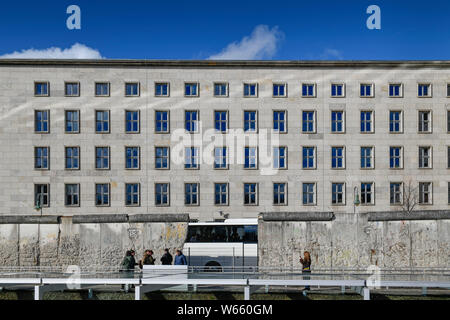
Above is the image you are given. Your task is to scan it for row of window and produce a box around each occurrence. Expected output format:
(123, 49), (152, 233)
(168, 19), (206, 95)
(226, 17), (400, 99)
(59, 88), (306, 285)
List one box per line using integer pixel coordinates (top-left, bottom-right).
(34, 146), (450, 170)
(34, 81), (450, 98)
(34, 109), (450, 134)
(34, 181), (450, 208)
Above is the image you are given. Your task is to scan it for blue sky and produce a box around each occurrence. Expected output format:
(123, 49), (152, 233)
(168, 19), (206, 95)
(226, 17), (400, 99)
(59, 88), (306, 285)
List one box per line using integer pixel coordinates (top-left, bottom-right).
(0, 0), (448, 60)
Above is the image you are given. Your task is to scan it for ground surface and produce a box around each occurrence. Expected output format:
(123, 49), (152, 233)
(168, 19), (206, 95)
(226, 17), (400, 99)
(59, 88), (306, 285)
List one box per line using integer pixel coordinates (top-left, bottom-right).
(0, 286), (448, 300)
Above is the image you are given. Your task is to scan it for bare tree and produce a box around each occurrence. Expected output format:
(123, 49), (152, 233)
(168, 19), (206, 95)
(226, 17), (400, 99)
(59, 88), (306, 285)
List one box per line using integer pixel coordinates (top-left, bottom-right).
(402, 179), (418, 214)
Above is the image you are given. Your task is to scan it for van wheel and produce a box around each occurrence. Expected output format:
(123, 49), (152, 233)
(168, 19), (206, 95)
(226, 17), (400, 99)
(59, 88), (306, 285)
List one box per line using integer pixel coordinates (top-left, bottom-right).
(204, 261), (222, 272)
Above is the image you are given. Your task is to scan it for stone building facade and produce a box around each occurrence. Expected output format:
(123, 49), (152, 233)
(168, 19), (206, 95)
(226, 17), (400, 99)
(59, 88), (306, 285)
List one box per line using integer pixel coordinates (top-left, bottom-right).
(0, 60), (449, 268)
(0, 60), (449, 222)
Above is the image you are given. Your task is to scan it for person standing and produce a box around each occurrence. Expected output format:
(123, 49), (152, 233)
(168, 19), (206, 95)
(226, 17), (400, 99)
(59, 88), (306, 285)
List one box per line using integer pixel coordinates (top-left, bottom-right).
(120, 250), (137, 291)
(139, 249), (155, 269)
(174, 249), (187, 265)
(120, 250), (137, 272)
(300, 251), (312, 293)
(160, 248), (173, 265)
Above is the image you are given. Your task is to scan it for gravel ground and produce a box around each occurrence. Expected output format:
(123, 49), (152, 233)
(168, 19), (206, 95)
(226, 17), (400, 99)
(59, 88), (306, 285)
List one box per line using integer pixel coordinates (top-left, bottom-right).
(0, 286), (448, 300)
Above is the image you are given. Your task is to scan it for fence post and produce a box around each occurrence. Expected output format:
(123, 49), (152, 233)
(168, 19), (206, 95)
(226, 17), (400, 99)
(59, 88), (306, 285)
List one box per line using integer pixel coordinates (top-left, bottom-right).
(232, 247), (235, 272)
(242, 242), (245, 270)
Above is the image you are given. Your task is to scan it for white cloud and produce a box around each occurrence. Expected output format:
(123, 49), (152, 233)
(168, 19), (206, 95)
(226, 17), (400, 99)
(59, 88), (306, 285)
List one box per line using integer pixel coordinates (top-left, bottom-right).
(319, 48), (343, 60)
(0, 43), (104, 59)
(208, 25), (284, 60)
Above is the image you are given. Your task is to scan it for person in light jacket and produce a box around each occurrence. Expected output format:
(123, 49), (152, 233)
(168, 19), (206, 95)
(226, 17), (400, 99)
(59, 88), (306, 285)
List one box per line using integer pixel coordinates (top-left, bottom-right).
(174, 249), (187, 265)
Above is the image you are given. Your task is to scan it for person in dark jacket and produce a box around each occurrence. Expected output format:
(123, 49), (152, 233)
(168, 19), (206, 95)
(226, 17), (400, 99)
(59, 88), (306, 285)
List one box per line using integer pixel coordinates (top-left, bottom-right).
(120, 250), (137, 271)
(160, 248), (173, 265)
(300, 251), (311, 293)
(139, 249), (155, 269)
(174, 249), (187, 265)
(120, 250), (137, 290)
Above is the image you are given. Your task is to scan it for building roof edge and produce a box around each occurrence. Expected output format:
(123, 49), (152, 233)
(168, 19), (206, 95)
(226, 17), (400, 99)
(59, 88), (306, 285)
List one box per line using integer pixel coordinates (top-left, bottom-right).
(0, 59), (449, 68)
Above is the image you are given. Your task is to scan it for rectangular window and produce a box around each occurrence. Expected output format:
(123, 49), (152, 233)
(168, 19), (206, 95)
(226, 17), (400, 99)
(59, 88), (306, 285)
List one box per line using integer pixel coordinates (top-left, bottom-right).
(331, 111), (344, 133)
(274, 146), (287, 169)
(273, 110), (286, 133)
(302, 84), (316, 97)
(34, 147), (49, 170)
(185, 147), (199, 169)
(390, 147), (402, 169)
(185, 110), (199, 133)
(65, 82), (79, 97)
(273, 183), (287, 205)
(214, 111), (228, 132)
(331, 147), (345, 169)
(95, 183), (110, 206)
(125, 146), (140, 169)
(35, 110), (49, 133)
(95, 110), (110, 133)
(360, 111), (373, 133)
(302, 183), (316, 205)
(155, 111), (170, 133)
(65, 184), (80, 206)
(419, 182), (432, 204)
(360, 83), (373, 97)
(65, 110), (80, 133)
(389, 111), (402, 133)
(95, 82), (110, 96)
(155, 83), (169, 97)
(331, 83), (345, 97)
(302, 111), (316, 133)
(390, 182), (403, 205)
(389, 84), (402, 97)
(332, 183), (345, 205)
(125, 110), (140, 133)
(244, 111), (257, 132)
(302, 147), (315, 169)
(361, 147), (374, 169)
(35, 184), (49, 207)
(155, 147), (169, 169)
(95, 147), (110, 170)
(273, 83), (286, 97)
(448, 146), (450, 168)
(34, 82), (49, 96)
(214, 183), (228, 205)
(447, 84), (450, 97)
(419, 146), (432, 168)
(448, 110), (450, 132)
(126, 183), (140, 206)
(155, 183), (170, 206)
(244, 147), (258, 169)
(244, 83), (257, 97)
(185, 83), (199, 97)
(418, 83), (432, 97)
(361, 182), (374, 205)
(214, 83), (228, 97)
(244, 183), (258, 205)
(418, 111), (432, 133)
(65, 147), (80, 170)
(125, 82), (139, 97)
(185, 183), (199, 206)
(214, 147), (227, 169)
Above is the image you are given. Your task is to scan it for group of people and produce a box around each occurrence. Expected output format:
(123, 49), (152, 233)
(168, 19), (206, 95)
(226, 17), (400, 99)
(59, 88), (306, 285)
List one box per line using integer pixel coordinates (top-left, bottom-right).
(120, 248), (312, 294)
(120, 248), (187, 271)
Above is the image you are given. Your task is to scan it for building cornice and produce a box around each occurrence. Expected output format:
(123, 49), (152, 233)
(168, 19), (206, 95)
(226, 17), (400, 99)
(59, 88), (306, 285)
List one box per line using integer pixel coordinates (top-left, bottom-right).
(0, 59), (450, 69)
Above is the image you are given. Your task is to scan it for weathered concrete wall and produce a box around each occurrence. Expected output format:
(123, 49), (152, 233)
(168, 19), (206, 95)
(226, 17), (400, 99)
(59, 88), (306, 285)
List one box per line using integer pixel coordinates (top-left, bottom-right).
(258, 212), (450, 269)
(0, 217), (188, 267)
